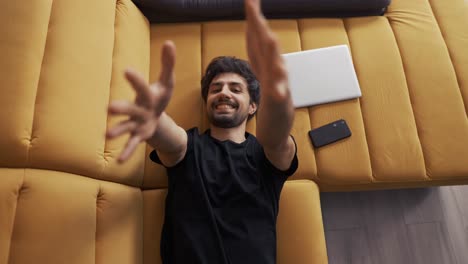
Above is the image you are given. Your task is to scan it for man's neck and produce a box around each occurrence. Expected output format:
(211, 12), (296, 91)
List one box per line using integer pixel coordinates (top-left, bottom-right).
(209, 123), (247, 143)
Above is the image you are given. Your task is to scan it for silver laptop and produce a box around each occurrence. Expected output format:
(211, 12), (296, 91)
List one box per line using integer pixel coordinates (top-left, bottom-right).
(282, 45), (362, 108)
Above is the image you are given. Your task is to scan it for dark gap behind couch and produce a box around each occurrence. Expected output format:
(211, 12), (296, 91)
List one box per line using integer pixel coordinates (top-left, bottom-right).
(133, 0), (392, 24)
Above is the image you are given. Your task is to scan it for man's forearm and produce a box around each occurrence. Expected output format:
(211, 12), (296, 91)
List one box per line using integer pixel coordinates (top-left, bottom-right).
(256, 91), (295, 150)
(147, 112), (187, 157)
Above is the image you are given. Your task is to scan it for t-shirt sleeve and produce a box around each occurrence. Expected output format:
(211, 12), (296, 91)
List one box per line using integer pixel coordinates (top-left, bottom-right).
(149, 149), (163, 164)
(148, 127), (197, 168)
(261, 135), (299, 178)
(253, 135), (298, 212)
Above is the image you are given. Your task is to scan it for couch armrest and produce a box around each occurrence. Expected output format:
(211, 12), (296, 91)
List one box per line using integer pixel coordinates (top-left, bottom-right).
(277, 180), (328, 264)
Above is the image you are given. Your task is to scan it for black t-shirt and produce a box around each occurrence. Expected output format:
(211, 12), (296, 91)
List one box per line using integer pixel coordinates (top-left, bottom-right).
(150, 127), (298, 264)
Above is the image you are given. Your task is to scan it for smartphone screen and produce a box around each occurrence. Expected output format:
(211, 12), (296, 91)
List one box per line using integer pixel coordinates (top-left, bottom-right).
(308, 119), (351, 148)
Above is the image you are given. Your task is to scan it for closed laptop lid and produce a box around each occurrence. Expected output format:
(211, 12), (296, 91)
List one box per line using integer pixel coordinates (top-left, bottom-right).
(282, 45), (362, 108)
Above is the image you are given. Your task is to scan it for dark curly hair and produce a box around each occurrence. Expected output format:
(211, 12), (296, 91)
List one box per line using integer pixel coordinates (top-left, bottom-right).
(201, 56), (260, 120)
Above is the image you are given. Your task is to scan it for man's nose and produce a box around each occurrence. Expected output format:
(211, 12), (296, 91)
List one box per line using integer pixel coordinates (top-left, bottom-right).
(219, 85), (232, 98)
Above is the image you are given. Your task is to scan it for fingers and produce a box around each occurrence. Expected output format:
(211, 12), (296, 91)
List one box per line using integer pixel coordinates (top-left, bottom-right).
(245, 0), (263, 73)
(159, 41), (176, 90)
(245, 0), (282, 76)
(125, 68), (152, 103)
(246, 0), (270, 53)
(106, 120), (137, 139)
(246, 20), (260, 74)
(108, 100), (147, 117)
(246, 0), (267, 39)
(152, 85), (171, 117)
(118, 135), (141, 163)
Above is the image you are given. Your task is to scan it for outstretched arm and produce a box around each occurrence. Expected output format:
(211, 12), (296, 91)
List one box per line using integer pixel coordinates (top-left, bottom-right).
(245, 0), (296, 171)
(106, 41), (187, 166)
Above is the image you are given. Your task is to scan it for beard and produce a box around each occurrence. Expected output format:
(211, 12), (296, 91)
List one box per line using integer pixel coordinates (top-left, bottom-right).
(207, 99), (249, 128)
(208, 111), (249, 128)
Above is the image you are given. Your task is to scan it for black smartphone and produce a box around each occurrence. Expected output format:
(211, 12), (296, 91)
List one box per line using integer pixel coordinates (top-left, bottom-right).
(308, 119), (351, 148)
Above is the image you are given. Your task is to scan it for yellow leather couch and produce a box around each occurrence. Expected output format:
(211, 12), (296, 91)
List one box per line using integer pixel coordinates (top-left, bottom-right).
(1, 0), (467, 263)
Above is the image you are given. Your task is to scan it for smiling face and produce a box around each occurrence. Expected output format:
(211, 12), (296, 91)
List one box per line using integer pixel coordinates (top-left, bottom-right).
(206, 72), (257, 129)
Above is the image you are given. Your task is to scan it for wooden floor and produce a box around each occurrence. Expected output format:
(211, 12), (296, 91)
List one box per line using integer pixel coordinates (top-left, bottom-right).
(320, 185), (468, 264)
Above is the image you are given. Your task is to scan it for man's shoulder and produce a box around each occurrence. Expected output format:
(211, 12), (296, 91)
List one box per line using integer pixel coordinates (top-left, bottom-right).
(245, 132), (262, 149)
(186, 127), (199, 134)
(187, 127), (212, 139)
(186, 127), (215, 149)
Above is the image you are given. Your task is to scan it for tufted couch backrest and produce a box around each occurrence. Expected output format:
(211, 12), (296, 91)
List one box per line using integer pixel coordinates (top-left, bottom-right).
(143, 0), (468, 191)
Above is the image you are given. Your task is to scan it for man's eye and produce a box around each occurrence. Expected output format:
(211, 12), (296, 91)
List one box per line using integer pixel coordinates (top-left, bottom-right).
(210, 87), (221, 93)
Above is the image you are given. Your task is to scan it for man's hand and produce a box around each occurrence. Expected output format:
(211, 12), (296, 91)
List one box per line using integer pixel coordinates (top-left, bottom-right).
(245, 0), (296, 171)
(245, 0), (290, 101)
(106, 41), (176, 163)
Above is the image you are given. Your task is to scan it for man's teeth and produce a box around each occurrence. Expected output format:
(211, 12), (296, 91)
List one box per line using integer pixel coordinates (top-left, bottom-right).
(216, 104), (234, 109)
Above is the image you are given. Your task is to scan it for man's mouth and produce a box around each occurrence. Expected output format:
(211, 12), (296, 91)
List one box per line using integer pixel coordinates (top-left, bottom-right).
(215, 103), (235, 110)
(213, 101), (238, 111)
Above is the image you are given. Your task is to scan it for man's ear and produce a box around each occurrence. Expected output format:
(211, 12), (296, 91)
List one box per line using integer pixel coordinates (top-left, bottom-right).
(249, 102), (258, 115)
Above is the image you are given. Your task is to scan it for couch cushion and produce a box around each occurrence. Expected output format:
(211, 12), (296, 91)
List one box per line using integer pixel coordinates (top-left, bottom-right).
(134, 0), (391, 23)
(0, 168), (143, 264)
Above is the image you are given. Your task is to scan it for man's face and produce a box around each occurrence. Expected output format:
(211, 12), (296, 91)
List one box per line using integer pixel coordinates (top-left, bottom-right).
(206, 73), (257, 129)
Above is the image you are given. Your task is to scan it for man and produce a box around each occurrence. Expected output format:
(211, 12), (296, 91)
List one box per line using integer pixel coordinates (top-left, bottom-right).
(106, 0), (296, 263)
